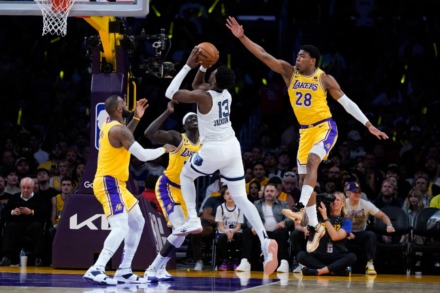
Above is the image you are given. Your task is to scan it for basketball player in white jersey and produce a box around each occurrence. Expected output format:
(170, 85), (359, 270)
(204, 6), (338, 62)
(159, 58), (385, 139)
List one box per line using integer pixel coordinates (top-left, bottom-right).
(164, 46), (279, 275)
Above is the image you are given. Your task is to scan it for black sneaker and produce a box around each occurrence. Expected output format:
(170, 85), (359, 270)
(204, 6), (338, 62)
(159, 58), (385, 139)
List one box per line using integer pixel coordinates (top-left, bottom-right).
(301, 266), (318, 276)
(333, 267), (351, 276)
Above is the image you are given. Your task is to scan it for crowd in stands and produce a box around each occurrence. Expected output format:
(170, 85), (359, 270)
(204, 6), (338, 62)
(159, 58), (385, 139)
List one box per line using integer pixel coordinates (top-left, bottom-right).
(0, 0), (439, 274)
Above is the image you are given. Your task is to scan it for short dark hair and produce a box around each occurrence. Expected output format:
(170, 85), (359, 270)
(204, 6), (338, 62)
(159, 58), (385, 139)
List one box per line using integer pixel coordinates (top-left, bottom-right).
(105, 95), (120, 114)
(300, 45), (321, 62)
(215, 66), (235, 90)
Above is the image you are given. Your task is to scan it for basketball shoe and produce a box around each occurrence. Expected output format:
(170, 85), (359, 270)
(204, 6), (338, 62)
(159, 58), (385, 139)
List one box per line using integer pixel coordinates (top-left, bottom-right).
(282, 202), (305, 223)
(83, 267), (117, 286)
(261, 238), (278, 275)
(172, 217), (203, 236)
(306, 223), (325, 253)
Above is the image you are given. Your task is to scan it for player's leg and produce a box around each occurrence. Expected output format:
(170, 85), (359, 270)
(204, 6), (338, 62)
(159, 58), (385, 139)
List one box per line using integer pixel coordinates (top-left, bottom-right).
(283, 121), (338, 252)
(84, 177), (129, 285)
(220, 138), (278, 275)
(175, 149), (218, 235)
(114, 203), (147, 284)
(146, 180), (186, 281)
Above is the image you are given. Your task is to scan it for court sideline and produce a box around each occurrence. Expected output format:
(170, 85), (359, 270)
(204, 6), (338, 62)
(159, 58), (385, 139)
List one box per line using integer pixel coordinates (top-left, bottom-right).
(1, 266), (439, 293)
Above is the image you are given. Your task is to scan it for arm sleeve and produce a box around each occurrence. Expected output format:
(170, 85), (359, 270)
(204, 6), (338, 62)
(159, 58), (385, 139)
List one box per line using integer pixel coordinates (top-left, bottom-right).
(337, 94), (369, 126)
(128, 141), (165, 162)
(165, 64), (191, 99)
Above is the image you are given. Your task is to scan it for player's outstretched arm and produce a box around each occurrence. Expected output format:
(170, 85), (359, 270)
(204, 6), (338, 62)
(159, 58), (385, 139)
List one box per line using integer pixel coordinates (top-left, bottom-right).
(325, 74), (389, 140)
(144, 101), (181, 145)
(226, 16), (293, 81)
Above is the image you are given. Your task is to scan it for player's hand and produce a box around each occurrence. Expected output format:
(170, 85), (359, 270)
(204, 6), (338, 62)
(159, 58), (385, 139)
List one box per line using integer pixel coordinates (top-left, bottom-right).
(134, 98), (149, 119)
(367, 124), (389, 140)
(167, 101), (176, 113)
(163, 144), (177, 153)
(226, 16), (244, 38)
(186, 47), (202, 68)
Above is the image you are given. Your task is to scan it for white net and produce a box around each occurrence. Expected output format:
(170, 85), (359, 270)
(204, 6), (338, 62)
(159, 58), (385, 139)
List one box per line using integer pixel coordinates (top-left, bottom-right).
(35, 0), (75, 37)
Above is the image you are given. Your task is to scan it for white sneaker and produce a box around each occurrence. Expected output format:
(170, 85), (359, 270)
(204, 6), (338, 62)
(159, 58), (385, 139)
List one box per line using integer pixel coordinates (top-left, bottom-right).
(194, 260), (204, 271)
(144, 267), (159, 283)
(261, 239), (278, 275)
(114, 268), (148, 284)
(235, 271), (250, 286)
(276, 259), (289, 273)
(172, 218), (203, 236)
(157, 268), (175, 281)
(366, 260), (377, 275)
(292, 263), (304, 273)
(84, 267), (117, 286)
(235, 258), (251, 272)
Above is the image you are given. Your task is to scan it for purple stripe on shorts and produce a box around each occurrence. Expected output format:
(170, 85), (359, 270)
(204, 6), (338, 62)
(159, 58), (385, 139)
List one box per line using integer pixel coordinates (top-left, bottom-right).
(322, 119), (338, 153)
(104, 176), (124, 215)
(157, 175), (177, 216)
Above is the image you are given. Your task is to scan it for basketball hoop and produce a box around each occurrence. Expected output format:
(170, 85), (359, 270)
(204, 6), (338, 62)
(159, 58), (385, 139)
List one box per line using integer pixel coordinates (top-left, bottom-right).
(35, 0), (76, 36)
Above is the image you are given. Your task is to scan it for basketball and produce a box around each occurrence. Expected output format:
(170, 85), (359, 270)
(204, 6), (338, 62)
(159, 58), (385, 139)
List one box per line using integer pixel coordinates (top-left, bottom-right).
(197, 42), (219, 67)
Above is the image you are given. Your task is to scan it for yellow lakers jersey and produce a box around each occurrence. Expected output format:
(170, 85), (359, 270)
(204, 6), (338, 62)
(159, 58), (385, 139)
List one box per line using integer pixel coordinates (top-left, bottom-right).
(55, 193), (65, 224)
(95, 120), (131, 181)
(288, 68), (332, 125)
(164, 133), (201, 184)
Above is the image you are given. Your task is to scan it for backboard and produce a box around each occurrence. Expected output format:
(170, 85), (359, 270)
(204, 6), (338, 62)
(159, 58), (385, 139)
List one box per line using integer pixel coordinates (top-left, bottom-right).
(0, 0), (149, 17)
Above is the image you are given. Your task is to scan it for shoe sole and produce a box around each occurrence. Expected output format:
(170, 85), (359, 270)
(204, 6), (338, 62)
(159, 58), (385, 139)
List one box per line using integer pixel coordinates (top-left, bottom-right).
(263, 240), (278, 275)
(281, 209), (303, 223)
(172, 226), (203, 236)
(306, 226), (325, 253)
(83, 276), (117, 286)
(114, 278), (148, 284)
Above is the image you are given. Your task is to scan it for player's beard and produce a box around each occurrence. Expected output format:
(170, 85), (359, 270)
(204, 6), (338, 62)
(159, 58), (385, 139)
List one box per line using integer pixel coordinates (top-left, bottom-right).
(122, 109), (131, 118)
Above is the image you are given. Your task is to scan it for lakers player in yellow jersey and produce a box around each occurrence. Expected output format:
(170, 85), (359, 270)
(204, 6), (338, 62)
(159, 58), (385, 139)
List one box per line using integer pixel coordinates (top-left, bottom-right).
(83, 95), (175, 286)
(226, 16), (388, 253)
(144, 101), (200, 281)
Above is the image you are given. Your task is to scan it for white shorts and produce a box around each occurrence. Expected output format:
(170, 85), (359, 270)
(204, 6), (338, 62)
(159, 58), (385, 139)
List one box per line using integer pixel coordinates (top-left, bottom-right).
(183, 137), (245, 182)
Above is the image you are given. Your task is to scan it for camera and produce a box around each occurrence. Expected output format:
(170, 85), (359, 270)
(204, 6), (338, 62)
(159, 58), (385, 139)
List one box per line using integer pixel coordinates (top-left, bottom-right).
(136, 28), (176, 79)
(316, 193), (336, 221)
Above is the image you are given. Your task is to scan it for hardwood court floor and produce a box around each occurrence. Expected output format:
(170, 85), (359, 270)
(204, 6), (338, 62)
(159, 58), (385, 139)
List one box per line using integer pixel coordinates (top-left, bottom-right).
(0, 266), (439, 293)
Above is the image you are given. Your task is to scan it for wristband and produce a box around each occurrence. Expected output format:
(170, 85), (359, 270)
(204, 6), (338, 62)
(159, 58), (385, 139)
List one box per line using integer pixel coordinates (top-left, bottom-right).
(199, 66), (207, 73)
(132, 117), (140, 121)
(324, 218), (330, 222)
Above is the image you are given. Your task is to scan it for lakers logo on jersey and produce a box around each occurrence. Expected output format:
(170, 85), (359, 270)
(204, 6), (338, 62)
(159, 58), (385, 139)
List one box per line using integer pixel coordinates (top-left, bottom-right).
(167, 203), (173, 212)
(325, 143), (331, 150)
(115, 203), (123, 212)
(181, 148), (195, 158)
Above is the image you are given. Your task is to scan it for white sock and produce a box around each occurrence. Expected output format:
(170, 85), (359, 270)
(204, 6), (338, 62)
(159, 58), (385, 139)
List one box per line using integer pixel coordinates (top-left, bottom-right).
(299, 185), (314, 205)
(306, 205), (318, 227)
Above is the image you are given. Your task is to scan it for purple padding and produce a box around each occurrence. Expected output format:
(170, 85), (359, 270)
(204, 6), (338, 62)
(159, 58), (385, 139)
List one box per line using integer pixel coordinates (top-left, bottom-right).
(52, 194), (175, 270)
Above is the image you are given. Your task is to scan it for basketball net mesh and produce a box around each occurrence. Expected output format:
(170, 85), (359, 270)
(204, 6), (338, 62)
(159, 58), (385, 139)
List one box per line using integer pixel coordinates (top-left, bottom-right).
(35, 0), (75, 37)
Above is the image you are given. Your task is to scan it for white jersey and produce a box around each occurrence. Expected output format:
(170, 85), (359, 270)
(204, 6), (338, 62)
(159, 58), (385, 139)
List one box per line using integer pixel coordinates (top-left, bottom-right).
(215, 203), (244, 232)
(197, 89), (235, 142)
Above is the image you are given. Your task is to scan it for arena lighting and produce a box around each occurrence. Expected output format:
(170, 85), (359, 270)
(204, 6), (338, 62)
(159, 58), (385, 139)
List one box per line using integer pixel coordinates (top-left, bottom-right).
(236, 15), (276, 21)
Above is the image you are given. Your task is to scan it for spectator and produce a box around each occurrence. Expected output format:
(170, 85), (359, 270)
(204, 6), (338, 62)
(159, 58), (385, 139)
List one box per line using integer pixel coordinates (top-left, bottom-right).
(49, 160), (70, 191)
(430, 184), (440, 208)
(412, 174), (432, 207)
(191, 192), (224, 271)
(245, 162), (268, 194)
(277, 171), (300, 210)
(247, 180), (261, 203)
(215, 186), (243, 271)
(345, 181), (395, 275)
(4, 169), (20, 195)
(236, 183), (292, 273)
(299, 191), (356, 276)
(0, 177), (46, 266)
(373, 179), (403, 209)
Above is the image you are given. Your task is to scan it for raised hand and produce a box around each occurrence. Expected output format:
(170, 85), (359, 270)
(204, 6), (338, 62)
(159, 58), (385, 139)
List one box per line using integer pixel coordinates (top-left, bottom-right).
(134, 98), (149, 119)
(226, 16), (244, 38)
